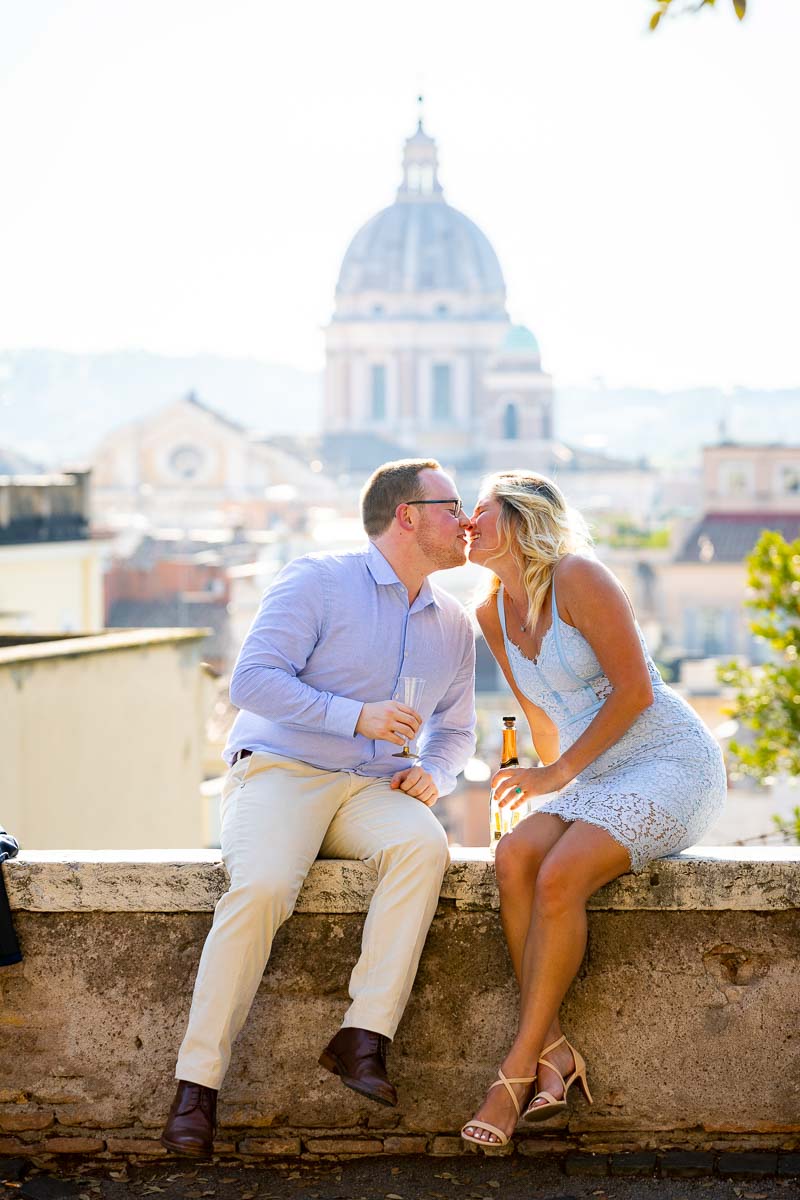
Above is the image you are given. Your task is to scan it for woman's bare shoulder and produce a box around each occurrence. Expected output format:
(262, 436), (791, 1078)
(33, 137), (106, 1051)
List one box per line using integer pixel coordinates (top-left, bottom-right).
(475, 592), (499, 631)
(555, 553), (618, 593)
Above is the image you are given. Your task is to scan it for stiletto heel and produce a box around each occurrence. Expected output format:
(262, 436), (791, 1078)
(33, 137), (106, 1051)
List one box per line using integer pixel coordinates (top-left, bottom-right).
(461, 1067), (536, 1148)
(523, 1035), (593, 1122)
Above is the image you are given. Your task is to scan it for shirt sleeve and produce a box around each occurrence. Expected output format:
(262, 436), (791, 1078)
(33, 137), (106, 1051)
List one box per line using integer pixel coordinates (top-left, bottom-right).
(229, 556), (363, 738)
(417, 617), (477, 797)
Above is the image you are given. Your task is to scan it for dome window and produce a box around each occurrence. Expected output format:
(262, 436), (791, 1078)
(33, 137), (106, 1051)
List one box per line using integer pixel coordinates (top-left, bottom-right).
(503, 402), (519, 441)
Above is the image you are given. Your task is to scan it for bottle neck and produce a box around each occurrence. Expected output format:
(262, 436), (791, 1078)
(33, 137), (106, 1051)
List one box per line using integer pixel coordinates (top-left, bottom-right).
(500, 727), (519, 768)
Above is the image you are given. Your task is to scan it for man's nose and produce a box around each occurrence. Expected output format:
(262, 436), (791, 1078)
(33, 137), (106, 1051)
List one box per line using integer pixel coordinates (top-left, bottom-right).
(459, 510), (472, 528)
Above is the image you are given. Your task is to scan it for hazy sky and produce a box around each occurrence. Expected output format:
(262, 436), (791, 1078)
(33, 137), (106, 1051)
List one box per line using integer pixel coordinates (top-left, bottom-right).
(1, 0), (798, 389)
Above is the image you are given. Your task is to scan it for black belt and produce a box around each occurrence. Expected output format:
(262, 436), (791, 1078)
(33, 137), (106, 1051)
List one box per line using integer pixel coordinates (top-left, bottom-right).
(232, 748), (253, 764)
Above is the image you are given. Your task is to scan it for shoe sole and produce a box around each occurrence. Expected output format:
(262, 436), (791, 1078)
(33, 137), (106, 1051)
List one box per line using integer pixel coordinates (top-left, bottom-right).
(523, 1100), (568, 1123)
(318, 1052), (397, 1108)
(159, 1135), (213, 1157)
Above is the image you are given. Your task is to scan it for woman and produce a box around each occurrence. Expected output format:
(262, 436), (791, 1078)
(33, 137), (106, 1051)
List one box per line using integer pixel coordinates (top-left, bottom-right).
(460, 471), (725, 1148)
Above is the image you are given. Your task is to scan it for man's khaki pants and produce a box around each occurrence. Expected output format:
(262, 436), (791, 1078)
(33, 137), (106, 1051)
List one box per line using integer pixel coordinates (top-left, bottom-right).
(176, 751), (450, 1090)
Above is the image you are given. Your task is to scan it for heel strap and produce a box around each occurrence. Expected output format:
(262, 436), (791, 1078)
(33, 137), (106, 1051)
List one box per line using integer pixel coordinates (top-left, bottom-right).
(488, 1067), (536, 1118)
(538, 1035), (570, 1090)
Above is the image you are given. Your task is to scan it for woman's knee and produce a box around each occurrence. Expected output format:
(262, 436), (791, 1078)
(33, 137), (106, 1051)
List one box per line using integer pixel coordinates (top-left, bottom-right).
(494, 828), (546, 892)
(532, 855), (580, 917)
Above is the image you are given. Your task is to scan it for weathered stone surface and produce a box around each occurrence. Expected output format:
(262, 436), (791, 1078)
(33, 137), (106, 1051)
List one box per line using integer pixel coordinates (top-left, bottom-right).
(41, 1137), (104, 1154)
(609, 1151), (658, 1175)
(429, 1136), (466, 1155)
(303, 1138), (382, 1155)
(661, 1150), (715, 1177)
(0, 854), (798, 1159)
(0, 1138), (28, 1155)
(382, 1136), (428, 1154)
(717, 1151), (778, 1177)
(238, 1137), (302, 1156)
(778, 1152), (800, 1176)
(0, 1112), (54, 1132)
(7, 848), (799, 913)
(104, 1138), (167, 1156)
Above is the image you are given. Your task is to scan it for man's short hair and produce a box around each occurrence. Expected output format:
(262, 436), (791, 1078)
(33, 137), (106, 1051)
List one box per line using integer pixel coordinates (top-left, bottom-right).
(361, 459), (441, 538)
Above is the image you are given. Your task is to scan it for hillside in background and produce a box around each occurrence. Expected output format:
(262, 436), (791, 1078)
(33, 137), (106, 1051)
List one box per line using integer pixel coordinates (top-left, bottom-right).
(0, 349), (322, 466)
(0, 349), (797, 469)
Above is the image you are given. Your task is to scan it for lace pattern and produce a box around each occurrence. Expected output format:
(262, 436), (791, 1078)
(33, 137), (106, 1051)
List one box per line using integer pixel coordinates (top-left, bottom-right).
(498, 585), (726, 873)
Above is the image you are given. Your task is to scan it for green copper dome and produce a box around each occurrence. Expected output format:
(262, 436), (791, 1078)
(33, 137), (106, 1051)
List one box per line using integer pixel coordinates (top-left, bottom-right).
(502, 324), (540, 353)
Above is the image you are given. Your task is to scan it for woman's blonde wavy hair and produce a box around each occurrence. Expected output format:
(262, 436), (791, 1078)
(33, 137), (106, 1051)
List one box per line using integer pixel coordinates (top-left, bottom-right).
(479, 471), (593, 628)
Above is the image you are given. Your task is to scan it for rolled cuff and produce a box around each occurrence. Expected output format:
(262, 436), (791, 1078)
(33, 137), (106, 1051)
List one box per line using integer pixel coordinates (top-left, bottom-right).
(325, 695), (364, 739)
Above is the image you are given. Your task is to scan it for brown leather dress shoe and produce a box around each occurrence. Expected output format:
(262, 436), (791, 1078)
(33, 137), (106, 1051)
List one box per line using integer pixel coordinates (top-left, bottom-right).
(318, 1026), (398, 1107)
(160, 1080), (218, 1157)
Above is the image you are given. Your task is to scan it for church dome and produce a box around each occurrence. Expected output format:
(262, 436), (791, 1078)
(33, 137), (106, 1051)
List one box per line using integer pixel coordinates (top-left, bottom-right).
(502, 324), (540, 354)
(335, 122), (506, 314)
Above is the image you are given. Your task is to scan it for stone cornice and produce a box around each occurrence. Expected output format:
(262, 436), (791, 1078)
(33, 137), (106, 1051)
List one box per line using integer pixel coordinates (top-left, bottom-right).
(5, 847), (798, 914)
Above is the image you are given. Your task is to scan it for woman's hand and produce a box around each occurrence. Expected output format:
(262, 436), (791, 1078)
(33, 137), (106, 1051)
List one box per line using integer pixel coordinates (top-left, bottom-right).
(491, 763), (565, 810)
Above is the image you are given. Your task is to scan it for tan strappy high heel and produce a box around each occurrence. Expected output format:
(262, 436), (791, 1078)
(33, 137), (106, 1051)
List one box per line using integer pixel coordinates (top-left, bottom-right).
(460, 1067), (537, 1148)
(523, 1034), (593, 1122)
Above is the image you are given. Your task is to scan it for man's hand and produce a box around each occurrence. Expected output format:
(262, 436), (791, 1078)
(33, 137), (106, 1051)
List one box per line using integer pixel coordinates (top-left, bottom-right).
(356, 701), (421, 746)
(391, 765), (439, 807)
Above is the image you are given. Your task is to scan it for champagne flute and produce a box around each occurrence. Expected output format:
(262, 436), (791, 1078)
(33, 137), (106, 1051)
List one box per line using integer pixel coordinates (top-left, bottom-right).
(391, 676), (426, 759)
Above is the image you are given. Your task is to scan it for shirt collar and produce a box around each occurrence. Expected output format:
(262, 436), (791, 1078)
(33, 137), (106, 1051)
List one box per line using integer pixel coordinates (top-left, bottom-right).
(365, 542), (441, 610)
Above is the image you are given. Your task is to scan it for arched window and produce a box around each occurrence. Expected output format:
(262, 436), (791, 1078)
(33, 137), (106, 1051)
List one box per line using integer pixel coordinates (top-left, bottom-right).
(503, 402), (519, 440)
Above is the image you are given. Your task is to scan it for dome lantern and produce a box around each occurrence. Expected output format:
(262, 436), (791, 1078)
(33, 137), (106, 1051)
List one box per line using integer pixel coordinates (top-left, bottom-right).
(397, 119), (443, 203)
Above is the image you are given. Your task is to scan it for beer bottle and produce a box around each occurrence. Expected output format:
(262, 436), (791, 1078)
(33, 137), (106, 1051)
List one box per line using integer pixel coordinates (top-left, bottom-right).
(490, 715), (520, 849)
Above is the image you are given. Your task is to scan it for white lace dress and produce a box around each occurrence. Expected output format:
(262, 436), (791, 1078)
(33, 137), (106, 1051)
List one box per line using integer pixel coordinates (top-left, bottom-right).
(497, 582), (726, 872)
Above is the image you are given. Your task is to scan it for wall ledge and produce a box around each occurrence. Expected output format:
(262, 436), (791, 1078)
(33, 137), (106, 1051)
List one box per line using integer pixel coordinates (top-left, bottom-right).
(0, 628), (207, 669)
(6, 846), (799, 914)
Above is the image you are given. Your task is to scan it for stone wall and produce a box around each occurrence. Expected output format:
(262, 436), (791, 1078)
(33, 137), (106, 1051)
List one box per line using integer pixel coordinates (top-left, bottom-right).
(1, 849), (798, 1161)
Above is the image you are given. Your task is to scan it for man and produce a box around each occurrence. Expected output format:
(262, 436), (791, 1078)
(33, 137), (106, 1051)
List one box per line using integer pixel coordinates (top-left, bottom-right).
(161, 459), (476, 1156)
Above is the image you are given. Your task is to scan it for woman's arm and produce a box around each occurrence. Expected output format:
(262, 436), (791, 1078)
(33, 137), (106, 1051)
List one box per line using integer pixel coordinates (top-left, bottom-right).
(493, 556), (654, 807)
(476, 600), (560, 765)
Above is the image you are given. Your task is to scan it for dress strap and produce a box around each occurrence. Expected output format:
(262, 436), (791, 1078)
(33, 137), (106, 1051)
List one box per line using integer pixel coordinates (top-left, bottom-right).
(496, 584), (509, 640)
(551, 571), (560, 623)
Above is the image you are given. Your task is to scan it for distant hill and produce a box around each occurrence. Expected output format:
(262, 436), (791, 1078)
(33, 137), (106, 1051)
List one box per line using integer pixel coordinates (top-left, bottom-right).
(553, 384), (800, 470)
(0, 349), (796, 468)
(0, 349), (323, 466)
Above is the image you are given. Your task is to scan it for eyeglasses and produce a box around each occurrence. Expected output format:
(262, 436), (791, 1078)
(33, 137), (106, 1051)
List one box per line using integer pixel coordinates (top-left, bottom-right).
(403, 498), (464, 518)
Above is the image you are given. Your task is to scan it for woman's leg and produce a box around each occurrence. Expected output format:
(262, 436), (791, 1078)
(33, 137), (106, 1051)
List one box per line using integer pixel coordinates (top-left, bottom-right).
(462, 813), (568, 1142)
(465, 820), (630, 1142)
(495, 813), (570, 983)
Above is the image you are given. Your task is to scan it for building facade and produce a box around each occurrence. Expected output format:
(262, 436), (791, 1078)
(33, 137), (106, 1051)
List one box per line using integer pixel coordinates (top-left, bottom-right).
(324, 121), (554, 472)
(0, 471), (104, 633)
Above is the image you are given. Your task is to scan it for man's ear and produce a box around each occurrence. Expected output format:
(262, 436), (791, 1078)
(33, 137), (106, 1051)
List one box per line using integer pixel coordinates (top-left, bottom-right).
(395, 503), (415, 532)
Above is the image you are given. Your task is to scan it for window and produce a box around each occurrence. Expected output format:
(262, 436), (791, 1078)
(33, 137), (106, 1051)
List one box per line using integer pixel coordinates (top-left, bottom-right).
(371, 365), (386, 421)
(432, 363), (451, 422)
(685, 606), (731, 656)
(169, 444), (204, 480)
(503, 402), (519, 440)
(407, 164), (434, 194)
(719, 460), (753, 497)
(778, 464), (800, 494)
